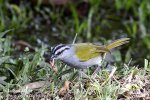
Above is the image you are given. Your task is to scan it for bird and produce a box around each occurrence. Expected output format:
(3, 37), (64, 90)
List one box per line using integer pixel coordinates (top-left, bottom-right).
(47, 38), (129, 70)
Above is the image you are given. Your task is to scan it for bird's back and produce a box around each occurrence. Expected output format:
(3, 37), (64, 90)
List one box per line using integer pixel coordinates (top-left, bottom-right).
(73, 43), (109, 61)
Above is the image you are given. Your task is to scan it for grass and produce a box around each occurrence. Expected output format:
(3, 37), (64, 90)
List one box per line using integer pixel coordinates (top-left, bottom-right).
(0, 0), (150, 99)
(0, 31), (150, 99)
(1, 57), (150, 99)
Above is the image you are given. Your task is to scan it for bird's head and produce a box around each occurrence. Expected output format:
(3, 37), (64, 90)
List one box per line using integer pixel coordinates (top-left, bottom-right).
(50, 44), (70, 59)
(44, 44), (71, 67)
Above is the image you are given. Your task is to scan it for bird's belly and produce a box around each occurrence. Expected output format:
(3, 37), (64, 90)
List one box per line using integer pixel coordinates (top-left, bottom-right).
(61, 55), (103, 69)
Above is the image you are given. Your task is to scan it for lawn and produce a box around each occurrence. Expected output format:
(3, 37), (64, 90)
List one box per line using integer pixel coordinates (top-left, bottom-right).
(0, 0), (150, 99)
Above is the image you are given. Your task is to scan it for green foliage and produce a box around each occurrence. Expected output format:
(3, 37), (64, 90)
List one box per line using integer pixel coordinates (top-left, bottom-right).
(0, 0), (150, 99)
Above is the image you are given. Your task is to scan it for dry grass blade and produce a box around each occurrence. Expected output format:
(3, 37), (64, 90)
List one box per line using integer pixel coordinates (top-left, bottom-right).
(101, 67), (117, 86)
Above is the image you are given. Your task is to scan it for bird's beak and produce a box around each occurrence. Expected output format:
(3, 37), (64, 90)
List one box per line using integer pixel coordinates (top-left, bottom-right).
(43, 53), (55, 67)
(49, 59), (55, 67)
(49, 58), (58, 73)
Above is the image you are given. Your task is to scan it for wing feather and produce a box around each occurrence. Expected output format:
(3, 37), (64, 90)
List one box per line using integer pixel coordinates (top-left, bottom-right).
(73, 43), (109, 61)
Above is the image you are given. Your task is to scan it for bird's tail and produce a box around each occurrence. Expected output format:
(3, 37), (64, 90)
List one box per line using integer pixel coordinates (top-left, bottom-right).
(106, 38), (130, 50)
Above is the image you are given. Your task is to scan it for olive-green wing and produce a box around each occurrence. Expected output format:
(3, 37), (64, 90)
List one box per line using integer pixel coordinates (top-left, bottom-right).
(73, 43), (109, 61)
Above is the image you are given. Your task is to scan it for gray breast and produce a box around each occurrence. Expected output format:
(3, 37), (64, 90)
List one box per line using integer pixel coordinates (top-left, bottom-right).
(60, 46), (103, 69)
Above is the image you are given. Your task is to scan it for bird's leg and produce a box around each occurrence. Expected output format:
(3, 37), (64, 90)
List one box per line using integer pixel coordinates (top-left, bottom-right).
(78, 69), (87, 78)
(92, 54), (106, 77)
(91, 65), (102, 77)
(77, 69), (82, 81)
(77, 69), (93, 81)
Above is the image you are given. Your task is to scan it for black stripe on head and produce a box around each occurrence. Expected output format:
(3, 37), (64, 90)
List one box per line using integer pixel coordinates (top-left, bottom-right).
(55, 47), (70, 56)
(51, 44), (71, 56)
(51, 44), (66, 54)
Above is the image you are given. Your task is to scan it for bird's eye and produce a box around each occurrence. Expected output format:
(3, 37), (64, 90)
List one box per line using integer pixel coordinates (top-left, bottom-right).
(50, 54), (57, 59)
(55, 51), (62, 56)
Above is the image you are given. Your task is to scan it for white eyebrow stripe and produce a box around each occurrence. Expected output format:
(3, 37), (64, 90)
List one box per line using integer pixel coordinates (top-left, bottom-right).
(54, 46), (70, 55)
(52, 44), (65, 53)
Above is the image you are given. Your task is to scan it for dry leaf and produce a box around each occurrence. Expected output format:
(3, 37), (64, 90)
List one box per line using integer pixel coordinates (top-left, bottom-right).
(31, 0), (69, 5)
(14, 81), (50, 93)
(13, 40), (35, 52)
(49, 0), (69, 5)
(58, 81), (71, 96)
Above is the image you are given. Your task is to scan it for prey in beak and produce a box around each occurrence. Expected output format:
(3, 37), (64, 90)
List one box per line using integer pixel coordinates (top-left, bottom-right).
(49, 59), (55, 67)
(49, 59), (57, 73)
